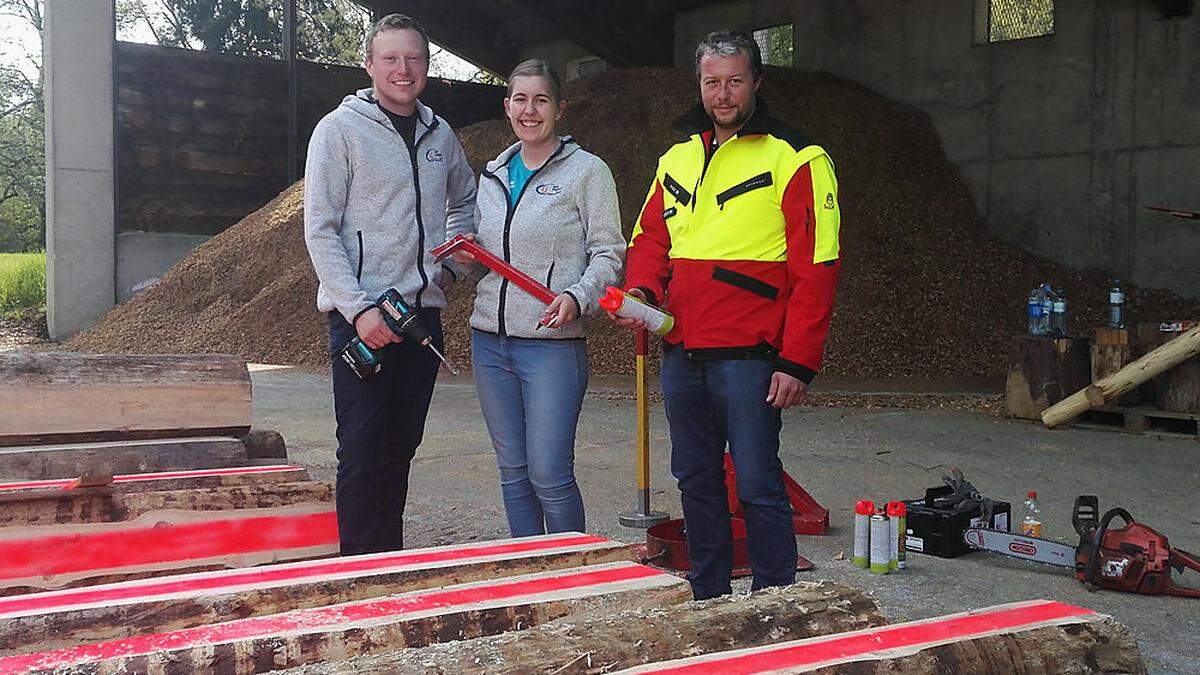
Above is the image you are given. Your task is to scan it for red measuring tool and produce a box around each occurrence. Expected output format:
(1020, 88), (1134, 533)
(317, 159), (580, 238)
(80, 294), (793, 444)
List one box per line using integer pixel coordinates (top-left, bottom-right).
(431, 234), (557, 304)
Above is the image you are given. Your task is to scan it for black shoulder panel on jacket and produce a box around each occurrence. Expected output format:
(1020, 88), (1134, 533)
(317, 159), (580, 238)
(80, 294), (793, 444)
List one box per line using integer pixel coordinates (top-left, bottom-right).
(767, 119), (814, 153)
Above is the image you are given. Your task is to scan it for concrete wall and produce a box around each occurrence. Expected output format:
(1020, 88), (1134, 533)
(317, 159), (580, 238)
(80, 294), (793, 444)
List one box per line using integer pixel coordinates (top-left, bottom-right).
(44, 0), (115, 340)
(675, 0), (1200, 299)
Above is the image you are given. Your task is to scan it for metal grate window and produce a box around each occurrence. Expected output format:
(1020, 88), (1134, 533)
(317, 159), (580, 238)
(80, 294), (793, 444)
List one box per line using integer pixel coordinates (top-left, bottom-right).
(753, 24), (793, 67)
(981, 0), (1055, 43)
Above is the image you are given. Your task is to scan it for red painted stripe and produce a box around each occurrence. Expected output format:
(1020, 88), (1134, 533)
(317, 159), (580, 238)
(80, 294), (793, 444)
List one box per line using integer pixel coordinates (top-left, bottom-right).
(0, 563), (666, 672)
(0, 533), (609, 617)
(0, 465), (301, 492)
(639, 601), (1093, 674)
(0, 511), (337, 580)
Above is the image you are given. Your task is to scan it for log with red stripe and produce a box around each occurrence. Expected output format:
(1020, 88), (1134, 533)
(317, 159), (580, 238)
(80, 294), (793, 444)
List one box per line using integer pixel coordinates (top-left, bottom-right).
(0, 503), (338, 591)
(0, 465), (309, 493)
(617, 599), (1144, 674)
(0, 532), (632, 654)
(1, 561), (689, 674)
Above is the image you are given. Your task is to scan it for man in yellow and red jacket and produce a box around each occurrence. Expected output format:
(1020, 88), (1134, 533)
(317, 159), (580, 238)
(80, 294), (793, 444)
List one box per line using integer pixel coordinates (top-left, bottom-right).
(613, 30), (840, 599)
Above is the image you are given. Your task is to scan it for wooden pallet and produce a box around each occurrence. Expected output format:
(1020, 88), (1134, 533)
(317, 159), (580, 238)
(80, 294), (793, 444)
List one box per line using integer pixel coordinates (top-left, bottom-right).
(1076, 405), (1200, 439)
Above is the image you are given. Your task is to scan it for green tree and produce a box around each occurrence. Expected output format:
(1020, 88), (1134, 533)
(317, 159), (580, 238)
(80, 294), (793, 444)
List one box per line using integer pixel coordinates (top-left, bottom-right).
(0, 0), (45, 252)
(116, 0), (371, 65)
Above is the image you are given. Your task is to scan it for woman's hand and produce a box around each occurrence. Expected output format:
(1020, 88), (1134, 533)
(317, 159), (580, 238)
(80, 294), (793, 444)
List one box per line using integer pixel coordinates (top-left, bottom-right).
(541, 293), (580, 329)
(450, 233), (478, 265)
(607, 288), (649, 331)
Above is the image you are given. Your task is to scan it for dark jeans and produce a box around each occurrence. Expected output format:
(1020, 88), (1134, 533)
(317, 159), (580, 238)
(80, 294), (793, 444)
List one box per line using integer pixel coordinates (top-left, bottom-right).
(328, 309), (442, 556)
(661, 345), (797, 599)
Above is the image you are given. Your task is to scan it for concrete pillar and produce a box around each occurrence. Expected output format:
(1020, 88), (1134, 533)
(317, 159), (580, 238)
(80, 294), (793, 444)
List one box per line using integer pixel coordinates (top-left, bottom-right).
(43, 0), (115, 340)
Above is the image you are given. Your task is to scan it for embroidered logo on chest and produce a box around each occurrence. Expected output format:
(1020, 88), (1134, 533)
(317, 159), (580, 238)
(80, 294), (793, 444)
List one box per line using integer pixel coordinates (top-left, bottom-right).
(425, 149), (444, 163)
(536, 184), (563, 196)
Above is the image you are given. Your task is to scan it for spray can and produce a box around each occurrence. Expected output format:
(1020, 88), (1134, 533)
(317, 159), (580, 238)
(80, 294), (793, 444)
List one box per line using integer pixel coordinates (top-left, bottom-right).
(887, 501), (907, 570)
(869, 511), (890, 574)
(852, 500), (874, 569)
(599, 286), (675, 337)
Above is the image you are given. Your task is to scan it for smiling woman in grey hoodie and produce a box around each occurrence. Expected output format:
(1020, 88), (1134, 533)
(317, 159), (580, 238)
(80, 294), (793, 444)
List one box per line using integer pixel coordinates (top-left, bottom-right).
(453, 60), (624, 537)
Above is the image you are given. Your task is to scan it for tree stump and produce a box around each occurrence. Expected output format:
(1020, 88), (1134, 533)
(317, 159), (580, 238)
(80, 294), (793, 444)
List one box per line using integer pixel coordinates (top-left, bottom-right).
(1091, 328), (1148, 406)
(1006, 336), (1091, 419)
(1138, 321), (1200, 413)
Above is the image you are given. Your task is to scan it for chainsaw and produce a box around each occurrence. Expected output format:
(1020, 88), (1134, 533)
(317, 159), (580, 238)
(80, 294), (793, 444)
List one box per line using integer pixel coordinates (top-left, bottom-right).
(964, 495), (1200, 598)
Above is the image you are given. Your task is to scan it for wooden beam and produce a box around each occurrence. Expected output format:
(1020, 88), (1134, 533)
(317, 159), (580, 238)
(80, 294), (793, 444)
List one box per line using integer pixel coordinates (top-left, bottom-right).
(0, 562), (689, 673)
(335, 582), (885, 673)
(0, 436), (249, 481)
(0, 465), (310, 494)
(0, 481), (332, 527)
(1043, 323), (1200, 427)
(0, 504), (337, 591)
(0, 532), (631, 654)
(617, 600), (1143, 674)
(0, 353), (251, 447)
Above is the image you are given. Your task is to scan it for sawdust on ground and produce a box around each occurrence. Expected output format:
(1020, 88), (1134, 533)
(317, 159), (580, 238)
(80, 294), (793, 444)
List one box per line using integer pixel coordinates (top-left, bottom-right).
(67, 66), (1200, 380)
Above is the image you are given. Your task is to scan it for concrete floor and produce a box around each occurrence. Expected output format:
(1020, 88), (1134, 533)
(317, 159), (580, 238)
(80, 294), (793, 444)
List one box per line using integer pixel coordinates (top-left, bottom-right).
(251, 366), (1200, 674)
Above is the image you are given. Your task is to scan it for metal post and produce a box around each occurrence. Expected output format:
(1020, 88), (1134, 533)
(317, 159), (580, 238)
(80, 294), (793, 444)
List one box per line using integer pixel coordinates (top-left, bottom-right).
(283, 0), (298, 183)
(619, 329), (669, 528)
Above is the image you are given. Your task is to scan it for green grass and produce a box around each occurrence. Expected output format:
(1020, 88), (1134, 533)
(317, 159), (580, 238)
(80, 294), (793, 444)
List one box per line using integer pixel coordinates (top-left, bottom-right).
(0, 252), (46, 313)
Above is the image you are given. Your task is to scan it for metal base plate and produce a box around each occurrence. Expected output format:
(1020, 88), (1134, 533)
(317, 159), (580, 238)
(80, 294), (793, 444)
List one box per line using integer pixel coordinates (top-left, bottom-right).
(619, 510), (671, 529)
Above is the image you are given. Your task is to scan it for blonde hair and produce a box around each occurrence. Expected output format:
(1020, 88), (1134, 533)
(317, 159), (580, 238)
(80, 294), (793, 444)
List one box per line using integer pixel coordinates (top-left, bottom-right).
(507, 59), (564, 102)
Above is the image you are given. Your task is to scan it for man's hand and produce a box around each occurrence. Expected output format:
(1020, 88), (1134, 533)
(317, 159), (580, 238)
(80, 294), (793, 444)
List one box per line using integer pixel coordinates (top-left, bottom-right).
(607, 288), (650, 331)
(355, 308), (401, 349)
(541, 293), (580, 329)
(449, 233), (478, 265)
(766, 371), (807, 409)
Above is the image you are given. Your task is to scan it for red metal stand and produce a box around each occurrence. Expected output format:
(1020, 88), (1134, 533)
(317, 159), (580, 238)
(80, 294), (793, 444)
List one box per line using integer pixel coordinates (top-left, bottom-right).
(724, 453), (829, 535)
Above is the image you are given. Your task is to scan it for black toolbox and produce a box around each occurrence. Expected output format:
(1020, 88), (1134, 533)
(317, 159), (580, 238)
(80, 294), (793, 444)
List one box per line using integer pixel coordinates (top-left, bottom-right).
(903, 486), (1011, 558)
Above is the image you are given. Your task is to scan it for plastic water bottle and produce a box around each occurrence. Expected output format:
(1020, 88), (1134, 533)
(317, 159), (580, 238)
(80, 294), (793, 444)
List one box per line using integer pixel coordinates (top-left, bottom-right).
(1021, 491), (1043, 538)
(1108, 279), (1125, 329)
(1051, 289), (1067, 337)
(1027, 287), (1046, 336)
(1040, 284), (1054, 335)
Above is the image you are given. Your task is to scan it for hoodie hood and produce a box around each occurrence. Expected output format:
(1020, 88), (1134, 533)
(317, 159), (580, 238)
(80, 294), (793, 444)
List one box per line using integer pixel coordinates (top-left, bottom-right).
(483, 136), (581, 175)
(341, 88), (440, 130)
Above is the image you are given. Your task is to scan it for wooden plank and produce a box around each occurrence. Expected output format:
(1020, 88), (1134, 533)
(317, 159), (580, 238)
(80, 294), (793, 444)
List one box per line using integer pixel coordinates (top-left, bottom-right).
(0, 504), (337, 591)
(0, 436), (249, 481)
(0, 465), (309, 494)
(0, 353), (251, 448)
(0, 481), (332, 527)
(0, 562), (689, 674)
(0, 532), (632, 654)
(617, 600), (1143, 674)
(339, 582), (885, 674)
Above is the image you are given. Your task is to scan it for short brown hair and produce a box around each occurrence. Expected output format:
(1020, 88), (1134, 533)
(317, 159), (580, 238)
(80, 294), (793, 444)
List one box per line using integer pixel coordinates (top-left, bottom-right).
(507, 59), (564, 102)
(365, 13), (430, 61)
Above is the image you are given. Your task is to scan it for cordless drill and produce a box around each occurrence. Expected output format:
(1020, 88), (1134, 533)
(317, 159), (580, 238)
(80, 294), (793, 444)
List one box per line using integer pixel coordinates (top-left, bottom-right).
(340, 289), (456, 379)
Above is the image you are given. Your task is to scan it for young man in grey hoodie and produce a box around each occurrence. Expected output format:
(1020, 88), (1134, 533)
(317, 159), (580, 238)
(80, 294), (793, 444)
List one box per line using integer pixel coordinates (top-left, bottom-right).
(303, 14), (476, 555)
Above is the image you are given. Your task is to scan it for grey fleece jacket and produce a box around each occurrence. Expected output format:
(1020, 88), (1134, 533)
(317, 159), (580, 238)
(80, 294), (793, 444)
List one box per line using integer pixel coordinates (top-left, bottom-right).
(304, 89), (476, 323)
(470, 138), (625, 339)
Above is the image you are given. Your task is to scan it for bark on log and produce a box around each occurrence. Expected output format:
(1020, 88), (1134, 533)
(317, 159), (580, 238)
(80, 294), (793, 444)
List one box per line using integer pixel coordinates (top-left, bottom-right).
(0, 480), (332, 527)
(0, 352), (251, 447)
(1043, 323), (1200, 428)
(1005, 336), (1091, 419)
(0, 536), (634, 654)
(309, 582), (885, 674)
(0, 436), (249, 480)
(0, 465), (310, 494)
(242, 429), (288, 460)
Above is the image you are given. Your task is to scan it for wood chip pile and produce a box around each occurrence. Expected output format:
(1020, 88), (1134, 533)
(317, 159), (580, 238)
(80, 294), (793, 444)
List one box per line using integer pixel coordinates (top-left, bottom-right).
(67, 67), (1200, 378)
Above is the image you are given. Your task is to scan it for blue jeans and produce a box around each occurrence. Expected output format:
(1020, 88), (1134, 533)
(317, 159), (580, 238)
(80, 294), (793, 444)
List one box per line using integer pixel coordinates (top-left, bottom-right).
(471, 330), (588, 536)
(661, 345), (797, 599)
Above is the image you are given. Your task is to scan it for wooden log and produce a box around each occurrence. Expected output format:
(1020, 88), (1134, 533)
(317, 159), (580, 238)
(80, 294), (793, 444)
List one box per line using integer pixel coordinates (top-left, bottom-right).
(0, 464), (310, 494)
(0, 562), (690, 674)
(325, 582), (885, 674)
(0, 353), (251, 448)
(1042, 323), (1200, 428)
(0, 532), (632, 654)
(242, 429), (288, 460)
(0, 480), (332, 527)
(618, 600), (1144, 675)
(1005, 336), (1090, 419)
(0, 436), (249, 481)
(0, 503), (337, 591)
(1139, 320), (1200, 413)
(1091, 328), (1147, 406)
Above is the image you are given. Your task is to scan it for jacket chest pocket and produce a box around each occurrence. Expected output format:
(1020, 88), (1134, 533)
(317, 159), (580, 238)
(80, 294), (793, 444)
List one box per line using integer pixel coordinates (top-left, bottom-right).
(662, 172), (693, 207)
(715, 172), (773, 210)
